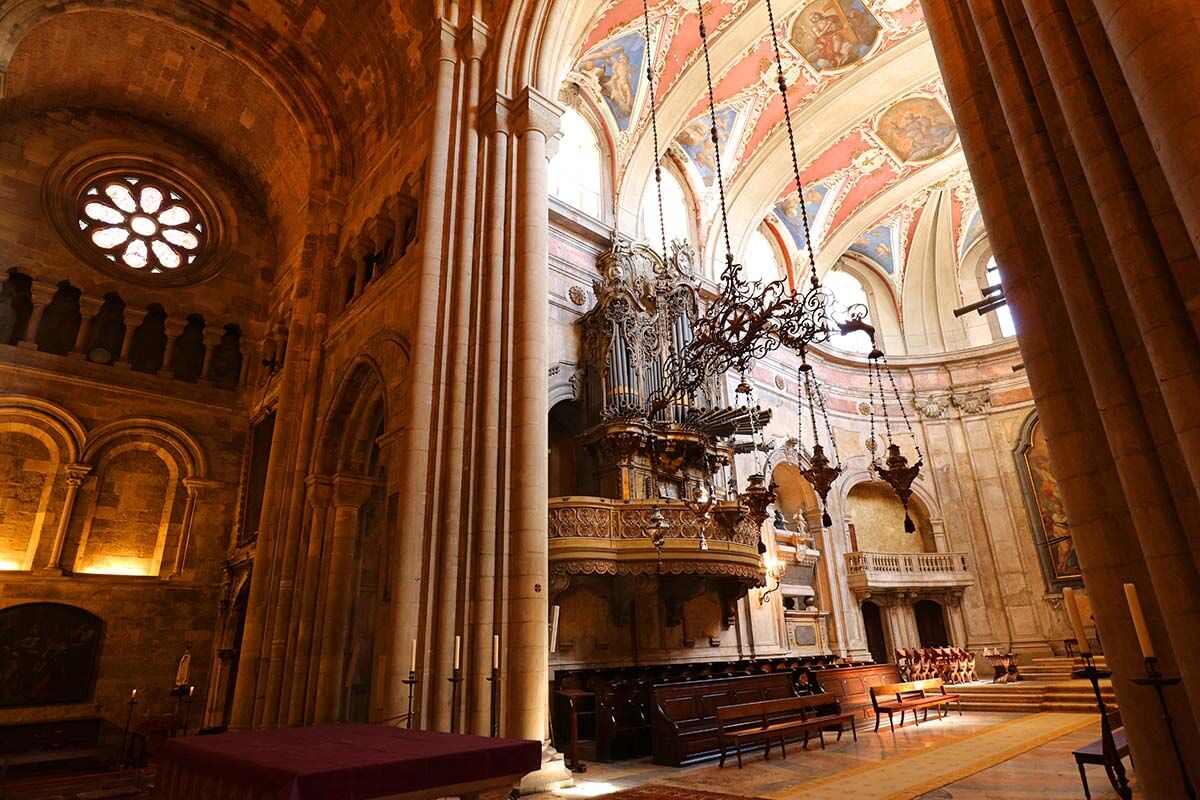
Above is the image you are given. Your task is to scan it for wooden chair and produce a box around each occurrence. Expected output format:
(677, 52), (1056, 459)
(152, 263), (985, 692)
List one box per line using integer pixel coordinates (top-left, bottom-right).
(1073, 710), (1132, 800)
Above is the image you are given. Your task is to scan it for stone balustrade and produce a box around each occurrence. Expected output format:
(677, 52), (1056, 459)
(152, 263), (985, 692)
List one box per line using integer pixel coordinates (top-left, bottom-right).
(1, 271), (257, 389)
(845, 550), (974, 593)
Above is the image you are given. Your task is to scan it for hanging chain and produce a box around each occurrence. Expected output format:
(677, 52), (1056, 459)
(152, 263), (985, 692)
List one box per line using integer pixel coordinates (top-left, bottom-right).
(813, 366), (841, 465)
(867, 357), (879, 467)
(641, 0), (670, 260)
(764, 0), (821, 288)
(881, 354), (923, 461)
(696, 0), (735, 261)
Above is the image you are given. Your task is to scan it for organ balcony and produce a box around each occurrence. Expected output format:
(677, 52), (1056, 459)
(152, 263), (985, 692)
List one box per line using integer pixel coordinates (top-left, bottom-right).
(547, 496), (765, 584)
(845, 550), (974, 595)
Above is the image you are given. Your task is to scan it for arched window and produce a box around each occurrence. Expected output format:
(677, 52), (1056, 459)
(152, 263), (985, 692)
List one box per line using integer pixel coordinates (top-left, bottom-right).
(742, 229), (783, 285)
(823, 269), (873, 354)
(641, 166), (691, 257)
(985, 256), (1016, 337)
(548, 108), (604, 218)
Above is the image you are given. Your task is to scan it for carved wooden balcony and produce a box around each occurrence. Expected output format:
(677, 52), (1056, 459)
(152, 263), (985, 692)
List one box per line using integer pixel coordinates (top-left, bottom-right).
(548, 496), (765, 584)
(845, 551), (974, 595)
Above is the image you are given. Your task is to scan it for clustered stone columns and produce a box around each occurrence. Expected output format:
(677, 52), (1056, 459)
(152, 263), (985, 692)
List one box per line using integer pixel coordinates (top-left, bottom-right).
(922, 0), (1200, 789)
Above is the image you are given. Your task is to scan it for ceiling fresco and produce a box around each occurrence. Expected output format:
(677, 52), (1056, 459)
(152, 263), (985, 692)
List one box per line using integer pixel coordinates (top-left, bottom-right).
(563, 0), (986, 290)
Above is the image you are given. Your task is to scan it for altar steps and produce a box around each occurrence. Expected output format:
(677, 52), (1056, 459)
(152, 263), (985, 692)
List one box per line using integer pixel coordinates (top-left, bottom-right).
(956, 676), (1116, 714)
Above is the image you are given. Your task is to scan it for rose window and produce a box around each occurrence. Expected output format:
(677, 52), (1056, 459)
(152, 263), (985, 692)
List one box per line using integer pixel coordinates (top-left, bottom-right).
(77, 174), (207, 274)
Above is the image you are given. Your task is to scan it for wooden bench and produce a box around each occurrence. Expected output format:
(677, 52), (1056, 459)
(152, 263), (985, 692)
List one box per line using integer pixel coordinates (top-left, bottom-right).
(0, 717), (113, 790)
(715, 693), (857, 768)
(870, 678), (962, 732)
(812, 663), (900, 723)
(650, 673), (800, 766)
(1073, 710), (1131, 800)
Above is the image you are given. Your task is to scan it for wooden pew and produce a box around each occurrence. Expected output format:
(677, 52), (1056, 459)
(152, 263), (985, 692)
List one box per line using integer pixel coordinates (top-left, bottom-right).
(812, 663), (900, 724)
(650, 673), (799, 766)
(715, 693), (857, 768)
(870, 678), (962, 732)
(0, 718), (112, 787)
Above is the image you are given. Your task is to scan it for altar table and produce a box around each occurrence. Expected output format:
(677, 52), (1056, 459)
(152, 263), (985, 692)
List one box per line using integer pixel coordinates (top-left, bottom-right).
(155, 724), (540, 800)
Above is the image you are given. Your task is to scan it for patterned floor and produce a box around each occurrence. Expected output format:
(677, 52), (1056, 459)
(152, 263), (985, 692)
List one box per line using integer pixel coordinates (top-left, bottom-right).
(540, 711), (1138, 800)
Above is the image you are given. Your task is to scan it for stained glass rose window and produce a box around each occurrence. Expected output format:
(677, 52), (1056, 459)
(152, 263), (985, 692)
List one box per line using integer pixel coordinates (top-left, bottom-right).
(77, 175), (206, 274)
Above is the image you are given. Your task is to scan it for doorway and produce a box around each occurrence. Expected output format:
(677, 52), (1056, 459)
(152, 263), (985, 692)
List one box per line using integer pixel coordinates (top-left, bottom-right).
(860, 600), (888, 664)
(914, 599), (950, 647)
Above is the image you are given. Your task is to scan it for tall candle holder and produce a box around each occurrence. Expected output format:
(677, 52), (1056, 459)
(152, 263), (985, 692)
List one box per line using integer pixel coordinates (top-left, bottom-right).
(402, 671), (418, 730)
(487, 666), (501, 737)
(1071, 652), (1131, 800)
(1131, 657), (1195, 799)
(182, 686), (194, 736)
(121, 692), (138, 768)
(448, 668), (463, 733)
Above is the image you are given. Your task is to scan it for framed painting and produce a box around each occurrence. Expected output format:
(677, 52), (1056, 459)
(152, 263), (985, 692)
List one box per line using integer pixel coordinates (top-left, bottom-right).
(1014, 412), (1082, 588)
(0, 603), (103, 708)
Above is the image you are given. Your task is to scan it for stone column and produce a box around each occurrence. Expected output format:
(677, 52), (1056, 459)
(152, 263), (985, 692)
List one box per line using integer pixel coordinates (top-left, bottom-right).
(467, 93), (510, 736)
(385, 17), (458, 726)
(159, 318), (188, 376)
(286, 477), (333, 726)
(70, 296), (105, 360)
(506, 85), (560, 748)
(313, 475), (374, 723)
(37, 463), (91, 574)
(117, 308), (147, 368)
(18, 281), (55, 349)
(169, 478), (210, 578)
(200, 327), (224, 384)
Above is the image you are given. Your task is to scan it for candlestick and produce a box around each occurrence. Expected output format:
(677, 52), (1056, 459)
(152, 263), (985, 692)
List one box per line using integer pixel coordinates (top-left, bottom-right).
(1132, 658), (1194, 799)
(408, 638), (418, 674)
(448, 666), (463, 734)
(182, 686), (194, 736)
(121, 691), (138, 768)
(1063, 587), (1090, 653)
(401, 670), (418, 730)
(1071, 656), (1130, 800)
(492, 634), (500, 670)
(453, 635), (461, 671)
(487, 665), (501, 738)
(1122, 583), (1155, 660)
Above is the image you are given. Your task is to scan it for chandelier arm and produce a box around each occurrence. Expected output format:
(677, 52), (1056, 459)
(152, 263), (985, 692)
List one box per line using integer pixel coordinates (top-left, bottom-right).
(695, 0), (735, 261)
(764, 0), (821, 288)
(881, 354), (924, 462)
(640, 0), (670, 261)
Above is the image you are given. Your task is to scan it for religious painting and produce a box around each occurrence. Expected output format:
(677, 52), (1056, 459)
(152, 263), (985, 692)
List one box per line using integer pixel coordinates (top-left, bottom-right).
(0, 603), (103, 708)
(577, 32), (646, 131)
(789, 0), (882, 73)
(1016, 414), (1082, 585)
(848, 223), (896, 273)
(676, 106), (739, 186)
(775, 180), (833, 251)
(875, 96), (959, 164)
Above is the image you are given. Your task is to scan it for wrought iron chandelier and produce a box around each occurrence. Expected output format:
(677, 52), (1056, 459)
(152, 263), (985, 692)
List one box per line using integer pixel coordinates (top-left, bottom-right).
(635, 0), (922, 533)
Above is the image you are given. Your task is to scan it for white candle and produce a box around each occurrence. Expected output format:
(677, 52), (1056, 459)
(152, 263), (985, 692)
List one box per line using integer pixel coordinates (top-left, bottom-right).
(1123, 583), (1156, 660)
(492, 634), (500, 670)
(550, 605), (561, 654)
(1063, 588), (1090, 652)
(408, 638), (418, 674)
(188, 685), (195, 698)
(130, 688), (137, 701)
(453, 635), (461, 671)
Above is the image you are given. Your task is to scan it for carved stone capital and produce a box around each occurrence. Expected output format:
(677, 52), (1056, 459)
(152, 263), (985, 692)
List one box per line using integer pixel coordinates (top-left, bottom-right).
(512, 86), (564, 142)
(306, 475), (334, 508)
(64, 463), (93, 487)
(332, 474), (377, 508)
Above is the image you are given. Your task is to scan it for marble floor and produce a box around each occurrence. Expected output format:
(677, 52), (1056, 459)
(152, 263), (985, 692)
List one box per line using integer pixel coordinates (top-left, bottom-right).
(534, 712), (1138, 799)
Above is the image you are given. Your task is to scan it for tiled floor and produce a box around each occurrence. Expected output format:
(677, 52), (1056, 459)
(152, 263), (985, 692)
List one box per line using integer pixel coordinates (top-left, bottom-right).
(534, 712), (1138, 799)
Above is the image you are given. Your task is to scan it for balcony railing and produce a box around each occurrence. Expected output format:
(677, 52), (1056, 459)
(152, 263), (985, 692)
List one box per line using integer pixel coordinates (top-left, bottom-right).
(845, 550), (974, 593)
(548, 496), (765, 584)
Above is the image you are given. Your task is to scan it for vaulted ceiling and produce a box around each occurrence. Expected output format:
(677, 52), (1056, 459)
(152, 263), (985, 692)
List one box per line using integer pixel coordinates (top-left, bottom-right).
(564, 0), (988, 298)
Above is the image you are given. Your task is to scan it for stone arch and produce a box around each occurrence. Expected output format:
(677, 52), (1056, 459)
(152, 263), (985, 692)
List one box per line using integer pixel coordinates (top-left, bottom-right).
(316, 356), (388, 478)
(843, 478), (938, 554)
(0, 398), (85, 570)
(83, 417), (206, 479)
